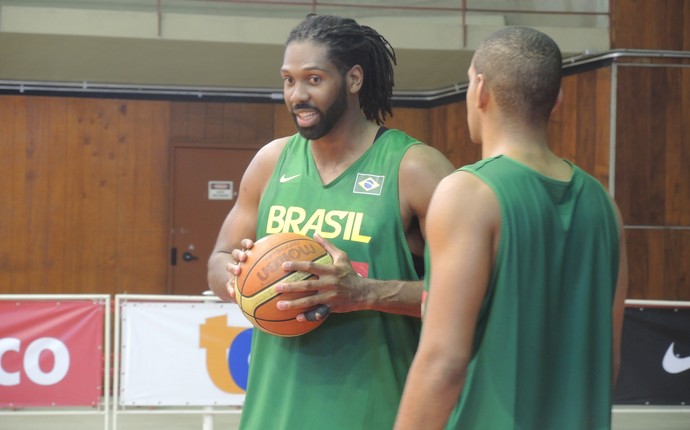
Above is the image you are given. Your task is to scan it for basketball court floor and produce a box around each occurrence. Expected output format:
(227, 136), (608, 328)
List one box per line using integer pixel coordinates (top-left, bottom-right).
(1, 406), (689, 429)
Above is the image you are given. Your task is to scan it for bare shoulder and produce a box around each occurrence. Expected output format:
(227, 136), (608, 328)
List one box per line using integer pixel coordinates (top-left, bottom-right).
(432, 170), (499, 223)
(243, 137), (289, 179)
(399, 144), (454, 193)
(400, 143), (455, 177)
(253, 136), (290, 168)
(238, 136), (291, 201)
(438, 170), (494, 199)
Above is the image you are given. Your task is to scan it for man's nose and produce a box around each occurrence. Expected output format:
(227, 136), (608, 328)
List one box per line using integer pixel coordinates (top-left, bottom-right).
(287, 82), (309, 104)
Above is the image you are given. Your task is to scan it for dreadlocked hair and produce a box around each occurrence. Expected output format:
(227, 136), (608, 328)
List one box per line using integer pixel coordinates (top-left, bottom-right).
(286, 14), (397, 125)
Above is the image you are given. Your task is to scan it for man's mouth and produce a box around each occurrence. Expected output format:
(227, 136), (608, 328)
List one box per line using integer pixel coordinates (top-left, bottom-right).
(294, 110), (319, 128)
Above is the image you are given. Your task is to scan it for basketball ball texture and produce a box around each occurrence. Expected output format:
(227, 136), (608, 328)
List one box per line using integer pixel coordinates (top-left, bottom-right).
(234, 233), (333, 337)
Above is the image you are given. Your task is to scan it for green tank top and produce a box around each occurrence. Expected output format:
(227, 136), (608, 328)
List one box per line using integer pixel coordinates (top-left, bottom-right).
(427, 155), (620, 430)
(239, 129), (422, 430)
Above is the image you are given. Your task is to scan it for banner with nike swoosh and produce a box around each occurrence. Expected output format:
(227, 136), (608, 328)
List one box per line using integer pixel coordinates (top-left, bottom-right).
(613, 301), (690, 405)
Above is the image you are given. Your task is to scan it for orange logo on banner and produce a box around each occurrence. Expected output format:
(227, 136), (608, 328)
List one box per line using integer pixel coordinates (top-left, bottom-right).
(199, 315), (251, 394)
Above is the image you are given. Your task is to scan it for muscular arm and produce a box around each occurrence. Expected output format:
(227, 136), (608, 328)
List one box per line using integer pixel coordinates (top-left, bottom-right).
(394, 172), (499, 429)
(387, 144), (455, 315)
(399, 144), (456, 257)
(207, 139), (286, 301)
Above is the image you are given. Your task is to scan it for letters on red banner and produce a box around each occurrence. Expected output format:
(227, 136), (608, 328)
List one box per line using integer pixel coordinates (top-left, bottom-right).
(0, 300), (105, 407)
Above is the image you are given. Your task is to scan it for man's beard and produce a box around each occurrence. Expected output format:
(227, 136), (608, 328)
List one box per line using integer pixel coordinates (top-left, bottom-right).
(292, 82), (348, 140)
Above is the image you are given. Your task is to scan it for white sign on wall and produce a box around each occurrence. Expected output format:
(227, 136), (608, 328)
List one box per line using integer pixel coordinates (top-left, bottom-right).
(119, 301), (252, 406)
(208, 181), (234, 200)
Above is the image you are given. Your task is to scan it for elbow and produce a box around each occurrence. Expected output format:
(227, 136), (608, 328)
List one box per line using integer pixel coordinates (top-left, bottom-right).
(445, 357), (470, 388)
(207, 254), (233, 301)
(416, 349), (470, 393)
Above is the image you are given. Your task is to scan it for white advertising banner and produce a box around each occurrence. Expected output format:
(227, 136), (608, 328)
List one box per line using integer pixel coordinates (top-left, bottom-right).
(119, 301), (253, 406)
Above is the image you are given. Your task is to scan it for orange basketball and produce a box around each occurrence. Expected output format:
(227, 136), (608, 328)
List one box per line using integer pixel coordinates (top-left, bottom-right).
(234, 233), (332, 337)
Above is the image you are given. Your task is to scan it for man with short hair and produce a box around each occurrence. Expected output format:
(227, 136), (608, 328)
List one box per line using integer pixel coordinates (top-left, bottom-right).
(395, 26), (628, 430)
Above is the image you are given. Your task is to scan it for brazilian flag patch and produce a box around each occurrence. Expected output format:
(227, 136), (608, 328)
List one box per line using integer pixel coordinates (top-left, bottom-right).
(353, 173), (385, 196)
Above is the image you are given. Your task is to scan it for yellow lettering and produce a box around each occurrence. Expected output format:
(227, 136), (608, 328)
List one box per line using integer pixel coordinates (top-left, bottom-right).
(285, 207), (306, 233)
(301, 209), (325, 237)
(266, 205), (286, 234)
(350, 212), (371, 243)
(343, 211), (355, 240)
(263, 206), (371, 243)
(322, 210), (347, 239)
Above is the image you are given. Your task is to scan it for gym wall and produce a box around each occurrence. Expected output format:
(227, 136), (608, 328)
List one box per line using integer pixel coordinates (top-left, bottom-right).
(0, 0), (688, 301)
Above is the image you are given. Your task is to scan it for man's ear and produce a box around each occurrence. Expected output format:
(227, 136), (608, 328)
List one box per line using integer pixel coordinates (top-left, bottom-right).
(476, 74), (489, 109)
(347, 65), (364, 94)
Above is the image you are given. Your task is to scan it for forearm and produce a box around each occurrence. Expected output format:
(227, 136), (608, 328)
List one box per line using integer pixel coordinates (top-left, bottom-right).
(207, 251), (233, 301)
(364, 279), (423, 318)
(395, 355), (466, 429)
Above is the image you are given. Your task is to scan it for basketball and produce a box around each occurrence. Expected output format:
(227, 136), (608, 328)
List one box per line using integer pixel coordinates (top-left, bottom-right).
(234, 232), (333, 337)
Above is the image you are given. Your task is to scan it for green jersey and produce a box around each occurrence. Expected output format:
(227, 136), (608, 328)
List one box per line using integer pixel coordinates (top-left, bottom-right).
(239, 129), (422, 430)
(429, 155), (620, 430)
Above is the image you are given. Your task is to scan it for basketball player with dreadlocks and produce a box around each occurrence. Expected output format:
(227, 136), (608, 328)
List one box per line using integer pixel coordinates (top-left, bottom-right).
(207, 14), (454, 430)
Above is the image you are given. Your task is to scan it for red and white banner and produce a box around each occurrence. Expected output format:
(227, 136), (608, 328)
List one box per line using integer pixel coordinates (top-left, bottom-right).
(0, 300), (105, 407)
